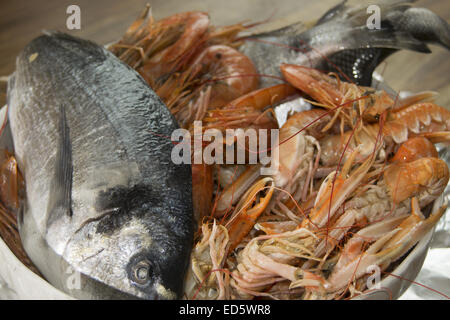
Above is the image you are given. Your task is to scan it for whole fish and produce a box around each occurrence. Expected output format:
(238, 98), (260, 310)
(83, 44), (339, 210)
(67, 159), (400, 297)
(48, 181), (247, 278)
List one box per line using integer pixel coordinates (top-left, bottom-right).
(7, 32), (194, 299)
(240, 0), (450, 86)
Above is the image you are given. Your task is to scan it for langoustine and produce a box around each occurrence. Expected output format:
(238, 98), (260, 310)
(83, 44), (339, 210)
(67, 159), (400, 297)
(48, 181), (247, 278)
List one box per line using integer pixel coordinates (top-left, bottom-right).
(183, 78), (450, 300)
(188, 137), (448, 300)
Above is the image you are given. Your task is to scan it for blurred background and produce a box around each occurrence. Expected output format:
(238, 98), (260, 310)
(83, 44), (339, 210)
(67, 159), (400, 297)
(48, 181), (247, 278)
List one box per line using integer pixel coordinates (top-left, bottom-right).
(0, 0), (449, 106)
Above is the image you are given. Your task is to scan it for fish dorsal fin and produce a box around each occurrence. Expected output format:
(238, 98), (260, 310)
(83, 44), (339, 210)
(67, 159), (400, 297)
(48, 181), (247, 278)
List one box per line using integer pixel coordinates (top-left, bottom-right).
(46, 105), (73, 228)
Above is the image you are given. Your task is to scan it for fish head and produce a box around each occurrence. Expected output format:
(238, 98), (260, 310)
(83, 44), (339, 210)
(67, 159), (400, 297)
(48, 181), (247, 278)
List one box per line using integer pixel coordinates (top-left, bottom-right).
(63, 184), (194, 300)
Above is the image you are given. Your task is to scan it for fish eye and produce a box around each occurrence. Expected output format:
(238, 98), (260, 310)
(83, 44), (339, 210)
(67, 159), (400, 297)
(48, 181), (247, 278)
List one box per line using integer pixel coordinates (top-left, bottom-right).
(131, 259), (153, 286)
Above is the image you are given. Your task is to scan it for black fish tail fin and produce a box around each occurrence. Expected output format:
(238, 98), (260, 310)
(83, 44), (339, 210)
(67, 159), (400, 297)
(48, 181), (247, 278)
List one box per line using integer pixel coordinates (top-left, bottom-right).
(46, 105), (73, 228)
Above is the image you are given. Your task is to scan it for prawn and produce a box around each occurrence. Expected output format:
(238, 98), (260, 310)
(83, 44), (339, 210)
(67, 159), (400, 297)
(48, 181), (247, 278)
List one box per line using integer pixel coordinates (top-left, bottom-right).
(166, 45), (260, 128)
(319, 103), (450, 167)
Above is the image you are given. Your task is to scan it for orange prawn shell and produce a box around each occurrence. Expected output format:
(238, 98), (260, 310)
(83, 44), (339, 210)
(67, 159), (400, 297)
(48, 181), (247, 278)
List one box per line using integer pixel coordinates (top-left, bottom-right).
(391, 137), (438, 163)
(139, 12), (211, 81)
(384, 157), (449, 204)
(191, 45), (259, 108)
(280, 64), (344, 106)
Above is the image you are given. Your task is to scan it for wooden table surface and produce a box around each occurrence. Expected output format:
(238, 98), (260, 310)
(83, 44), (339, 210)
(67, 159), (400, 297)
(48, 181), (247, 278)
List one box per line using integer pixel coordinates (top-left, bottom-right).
(1, 0), (449, 107)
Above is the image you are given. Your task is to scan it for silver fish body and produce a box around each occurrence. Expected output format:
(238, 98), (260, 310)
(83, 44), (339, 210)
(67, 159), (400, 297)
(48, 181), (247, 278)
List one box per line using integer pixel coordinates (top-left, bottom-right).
(7, 33), (194, 299)
(240, 0), (450, 86)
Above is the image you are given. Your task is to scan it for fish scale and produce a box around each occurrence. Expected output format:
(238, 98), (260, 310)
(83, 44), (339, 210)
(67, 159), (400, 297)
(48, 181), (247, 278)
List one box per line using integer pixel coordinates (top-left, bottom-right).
(7, 32), (194, 300)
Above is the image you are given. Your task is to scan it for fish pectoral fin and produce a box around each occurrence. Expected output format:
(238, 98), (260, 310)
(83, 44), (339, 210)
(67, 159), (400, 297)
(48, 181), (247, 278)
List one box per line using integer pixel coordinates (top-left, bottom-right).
(46, 105), (73, 227)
